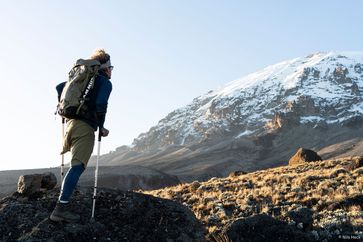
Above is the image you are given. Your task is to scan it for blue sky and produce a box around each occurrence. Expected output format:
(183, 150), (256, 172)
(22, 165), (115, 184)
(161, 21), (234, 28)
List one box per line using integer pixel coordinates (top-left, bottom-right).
(0, 0), (362, 170)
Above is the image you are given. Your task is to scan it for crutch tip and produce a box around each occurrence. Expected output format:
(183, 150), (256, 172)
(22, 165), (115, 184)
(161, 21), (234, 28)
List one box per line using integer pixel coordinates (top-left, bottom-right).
(90, 217), (95, 223)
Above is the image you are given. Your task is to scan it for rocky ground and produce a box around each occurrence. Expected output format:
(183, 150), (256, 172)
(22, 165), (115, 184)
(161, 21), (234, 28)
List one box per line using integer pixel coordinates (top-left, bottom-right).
(0, 165), (180, 199)
(1, 156), (363, 241)
(147, 157), (363, 241)
(0, 188), (204, 242)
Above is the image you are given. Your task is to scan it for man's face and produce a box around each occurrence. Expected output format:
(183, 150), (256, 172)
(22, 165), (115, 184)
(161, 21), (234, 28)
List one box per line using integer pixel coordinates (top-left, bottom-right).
(105, 66), (113, 79)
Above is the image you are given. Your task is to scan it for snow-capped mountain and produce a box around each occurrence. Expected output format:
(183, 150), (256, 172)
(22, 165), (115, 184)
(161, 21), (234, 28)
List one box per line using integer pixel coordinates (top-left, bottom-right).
(98, 51), (363, 182)
(132, 51), (363, 152)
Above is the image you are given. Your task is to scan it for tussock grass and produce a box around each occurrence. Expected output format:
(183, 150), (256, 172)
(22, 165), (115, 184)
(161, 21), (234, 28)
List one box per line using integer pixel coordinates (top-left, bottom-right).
(145, 156), (363, 237)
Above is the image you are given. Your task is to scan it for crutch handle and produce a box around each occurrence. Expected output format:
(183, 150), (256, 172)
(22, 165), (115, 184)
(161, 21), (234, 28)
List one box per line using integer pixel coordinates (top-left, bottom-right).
(98, 128), (102, 142)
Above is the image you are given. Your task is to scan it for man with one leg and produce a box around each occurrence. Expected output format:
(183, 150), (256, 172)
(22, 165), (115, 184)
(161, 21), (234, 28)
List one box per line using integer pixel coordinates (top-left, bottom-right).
(50, 49), (113, 222)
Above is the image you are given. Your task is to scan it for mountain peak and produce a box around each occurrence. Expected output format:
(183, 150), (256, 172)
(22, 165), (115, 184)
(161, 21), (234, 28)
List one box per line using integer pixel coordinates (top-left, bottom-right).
(206, 51), (363, 99)
(101, 51), (363, 184)
(131, 51), (363, 151)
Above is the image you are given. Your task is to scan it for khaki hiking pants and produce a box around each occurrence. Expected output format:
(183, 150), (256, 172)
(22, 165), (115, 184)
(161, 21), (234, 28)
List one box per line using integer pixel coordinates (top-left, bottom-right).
(61, 119), (95, 167)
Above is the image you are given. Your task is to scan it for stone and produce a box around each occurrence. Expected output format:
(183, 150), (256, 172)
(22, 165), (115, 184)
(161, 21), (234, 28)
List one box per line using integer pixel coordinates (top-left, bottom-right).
(288, 148), (322, 166)
(17, 174), (42, 195)
(17, 172), (57, 195)
(223, 214), (315, 242)
(352, 156), (363, 169)
(229, 170), (247, 177)
(286, 207), (313, 230)
(190, 181), (201, 191)
(41, 172), (57, 190)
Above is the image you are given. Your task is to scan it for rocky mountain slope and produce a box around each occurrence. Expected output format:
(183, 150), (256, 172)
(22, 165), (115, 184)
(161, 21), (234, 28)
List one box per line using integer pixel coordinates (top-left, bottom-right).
(147, 156), (363, 241)
(132, 51), (363, 148)
(1, 156), (362, 241)
(95, 51), (363, 182)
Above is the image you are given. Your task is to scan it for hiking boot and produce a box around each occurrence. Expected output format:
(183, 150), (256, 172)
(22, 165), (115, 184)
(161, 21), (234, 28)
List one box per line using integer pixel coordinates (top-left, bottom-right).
(50, 202), (80, 222)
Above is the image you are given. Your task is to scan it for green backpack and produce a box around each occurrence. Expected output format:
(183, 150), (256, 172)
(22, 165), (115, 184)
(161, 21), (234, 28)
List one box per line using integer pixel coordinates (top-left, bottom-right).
(57, 59), (101, 119)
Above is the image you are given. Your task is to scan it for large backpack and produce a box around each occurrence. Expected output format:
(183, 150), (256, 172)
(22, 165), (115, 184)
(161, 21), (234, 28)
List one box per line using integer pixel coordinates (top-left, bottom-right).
(57, 59), (101, 119)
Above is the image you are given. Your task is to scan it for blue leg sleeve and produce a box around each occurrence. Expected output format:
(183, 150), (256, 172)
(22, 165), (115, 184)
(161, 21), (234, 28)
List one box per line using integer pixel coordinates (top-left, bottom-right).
(59, 164), (85, 202)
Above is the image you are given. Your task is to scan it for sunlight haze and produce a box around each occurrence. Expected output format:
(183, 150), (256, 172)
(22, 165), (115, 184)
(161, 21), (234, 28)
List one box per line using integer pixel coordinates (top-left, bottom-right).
(0, 0), (362, 171)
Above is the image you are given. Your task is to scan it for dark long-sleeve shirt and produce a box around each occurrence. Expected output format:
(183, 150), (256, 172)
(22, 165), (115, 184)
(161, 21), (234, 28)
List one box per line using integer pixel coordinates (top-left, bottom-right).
(56, 70), (112, 131)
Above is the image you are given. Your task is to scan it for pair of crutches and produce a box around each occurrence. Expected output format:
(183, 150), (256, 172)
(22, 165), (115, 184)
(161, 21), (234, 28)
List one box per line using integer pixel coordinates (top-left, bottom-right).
(60, 119), (101, 220)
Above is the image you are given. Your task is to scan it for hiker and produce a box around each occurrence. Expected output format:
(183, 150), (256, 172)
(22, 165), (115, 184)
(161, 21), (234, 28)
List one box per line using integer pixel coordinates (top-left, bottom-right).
(50, 49), (113, 222)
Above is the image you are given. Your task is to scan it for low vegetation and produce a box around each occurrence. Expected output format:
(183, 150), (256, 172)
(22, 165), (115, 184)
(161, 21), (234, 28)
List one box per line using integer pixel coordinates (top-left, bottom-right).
(146, 157), (363, 241)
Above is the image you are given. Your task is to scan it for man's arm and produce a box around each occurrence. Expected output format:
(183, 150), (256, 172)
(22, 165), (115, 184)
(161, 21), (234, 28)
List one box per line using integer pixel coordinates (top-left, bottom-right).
(95, 80), (112, 135)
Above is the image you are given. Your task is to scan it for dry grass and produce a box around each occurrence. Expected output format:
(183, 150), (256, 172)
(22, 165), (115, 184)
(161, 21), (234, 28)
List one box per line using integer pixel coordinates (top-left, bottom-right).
(144, 156), (363, 236)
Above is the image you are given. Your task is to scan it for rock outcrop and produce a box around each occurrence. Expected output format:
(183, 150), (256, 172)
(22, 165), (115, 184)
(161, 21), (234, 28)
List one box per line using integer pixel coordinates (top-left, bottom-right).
(288, 148), (322, 166)
(222, 214), (314, 242)
(0, 187), (205, 242)
(17, 172), (57, 195)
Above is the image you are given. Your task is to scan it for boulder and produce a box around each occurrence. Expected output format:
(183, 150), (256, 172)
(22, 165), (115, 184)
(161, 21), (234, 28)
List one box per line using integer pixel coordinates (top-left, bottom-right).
(352, 156), (363, 169)
(229, 170), (247, 177)
(41, 172), (57, 190)
(223, 214), (314, 242)
(288, 148), (322, 166)
(286, 207), (313, 230)
(17, 172), (57, 195)
(17, 174), (42, 195)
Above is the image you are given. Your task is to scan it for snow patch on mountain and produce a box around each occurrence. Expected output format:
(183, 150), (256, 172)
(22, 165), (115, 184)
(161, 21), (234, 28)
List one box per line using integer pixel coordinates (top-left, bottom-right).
(200, 51), (363, 106)
(132, 51), (363, 151)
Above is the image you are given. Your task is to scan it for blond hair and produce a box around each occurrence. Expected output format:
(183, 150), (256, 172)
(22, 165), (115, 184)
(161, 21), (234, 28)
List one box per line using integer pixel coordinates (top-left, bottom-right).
(90, 48), (110, 64)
